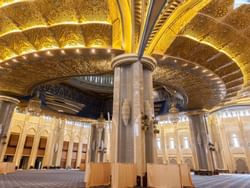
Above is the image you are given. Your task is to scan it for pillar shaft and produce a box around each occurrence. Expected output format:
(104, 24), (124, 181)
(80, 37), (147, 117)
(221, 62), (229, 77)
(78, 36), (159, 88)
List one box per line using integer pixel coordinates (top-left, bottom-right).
(0, 95), (19, 161)
(66, 138), (74, 168)
(189, 113), (214, 171)
(111, 54), (157, 177)
(88, 125), (106, 162)
(54, 119), (65, 167)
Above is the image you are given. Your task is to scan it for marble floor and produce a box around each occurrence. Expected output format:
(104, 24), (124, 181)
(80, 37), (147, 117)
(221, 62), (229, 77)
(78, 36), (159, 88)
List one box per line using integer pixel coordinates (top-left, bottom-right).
(0, 170), (250, 188)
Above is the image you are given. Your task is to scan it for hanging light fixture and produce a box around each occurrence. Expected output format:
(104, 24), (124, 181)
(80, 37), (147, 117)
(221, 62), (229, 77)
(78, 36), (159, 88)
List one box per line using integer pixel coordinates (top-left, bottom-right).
(168, 102), (180, 125)
(27, 99), (41, 115)
(96, 113), (106, 128)
(27, 92), (42, 115)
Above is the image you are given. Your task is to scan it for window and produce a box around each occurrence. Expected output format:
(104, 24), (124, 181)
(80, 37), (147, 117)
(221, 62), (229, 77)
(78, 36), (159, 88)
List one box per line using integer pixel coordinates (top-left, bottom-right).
(234, 0), (250, 9)
(66, 120), (74, 125)
(232, 134), (240, 148)
(183, 136), (190, 149)
(156, 137), (161, 150)
(43, 115), (52, 120)
(169, 138), (175, 149)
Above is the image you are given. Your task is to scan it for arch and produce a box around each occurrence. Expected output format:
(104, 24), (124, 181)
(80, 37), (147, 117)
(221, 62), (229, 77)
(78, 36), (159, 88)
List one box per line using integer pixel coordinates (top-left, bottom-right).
(235, 158), (249, 173)
(64, 134), (71, 142)
(40, 129), (49, 137)
(169, 158), (177, 164)
(27, 128), (36, 135)
(11, 124), (22, 133)
(74, 136), (80, 143)
(184, 158), (194, 170)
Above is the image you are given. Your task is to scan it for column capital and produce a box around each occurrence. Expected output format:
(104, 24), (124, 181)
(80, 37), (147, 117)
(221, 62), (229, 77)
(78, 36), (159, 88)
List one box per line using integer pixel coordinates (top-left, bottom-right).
(111, 53), (157, 71)
(0, 95), (19, 105)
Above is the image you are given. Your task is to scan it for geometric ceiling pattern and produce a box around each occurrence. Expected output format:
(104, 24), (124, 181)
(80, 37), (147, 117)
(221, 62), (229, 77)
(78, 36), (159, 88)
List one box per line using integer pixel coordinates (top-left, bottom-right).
(0, 0), (249, 111)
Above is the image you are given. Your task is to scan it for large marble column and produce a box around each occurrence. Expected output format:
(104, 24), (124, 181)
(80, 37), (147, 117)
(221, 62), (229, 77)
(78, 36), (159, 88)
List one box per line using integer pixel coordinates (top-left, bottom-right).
(66, 136), (74, 168)
(111, 54), (157, 181)
(28, 130), (40, 168)
(0, 95), (19, 160)
(88, 119), (106, 163)
(53, 118), (65, 167)
(189, 113), (214, 171)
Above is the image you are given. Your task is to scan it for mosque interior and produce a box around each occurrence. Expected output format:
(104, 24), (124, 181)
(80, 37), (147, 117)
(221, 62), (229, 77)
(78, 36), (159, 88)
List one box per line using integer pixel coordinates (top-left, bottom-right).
(0, 0), (250, 187)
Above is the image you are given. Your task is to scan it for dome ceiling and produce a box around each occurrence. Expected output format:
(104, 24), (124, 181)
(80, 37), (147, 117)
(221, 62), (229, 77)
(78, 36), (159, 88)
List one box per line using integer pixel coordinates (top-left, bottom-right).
(0, 0), (248, 111)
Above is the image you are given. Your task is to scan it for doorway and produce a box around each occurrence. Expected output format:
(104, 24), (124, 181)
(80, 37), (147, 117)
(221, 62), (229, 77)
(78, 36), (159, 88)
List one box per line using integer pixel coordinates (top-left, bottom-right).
(35, 157), (43, 169)
(19, 156), (29, 169)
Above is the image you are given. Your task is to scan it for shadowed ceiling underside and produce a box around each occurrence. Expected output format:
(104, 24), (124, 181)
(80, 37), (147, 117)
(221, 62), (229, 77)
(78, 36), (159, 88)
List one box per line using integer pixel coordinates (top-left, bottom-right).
(0, 0), (248, 110)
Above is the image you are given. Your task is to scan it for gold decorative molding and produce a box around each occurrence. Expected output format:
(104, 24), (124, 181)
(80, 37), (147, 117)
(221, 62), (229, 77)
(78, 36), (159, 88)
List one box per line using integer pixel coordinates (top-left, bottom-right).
(0, 95), (19, 104)
(145, 0), (211, 55)
(0, 48), (123, 96)
(0, 0), (249, 111)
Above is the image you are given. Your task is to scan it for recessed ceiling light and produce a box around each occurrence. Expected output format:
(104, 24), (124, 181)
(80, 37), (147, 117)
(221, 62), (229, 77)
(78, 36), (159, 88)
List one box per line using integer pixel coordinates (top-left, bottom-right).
(107, 48), (111, 53)
(161, 55), (167, 61)
(182, 63), (188, 67)
(193, 66), (199, 69)
(61, 49), (66, 55)
(12, 59), (18, 63)
(46, 51), (53, 56)
(76, 49), (81, 54)
(34, 53), (39, 58)
(174, 59), (177, 63)
(202, 69), (207, 73)
(22, 56), (27, 60)
(91, 48), (96, 54)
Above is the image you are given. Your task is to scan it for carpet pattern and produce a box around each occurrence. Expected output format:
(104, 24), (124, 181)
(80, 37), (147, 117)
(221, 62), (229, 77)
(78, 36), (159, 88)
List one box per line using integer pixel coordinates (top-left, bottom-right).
(193, 174), (250, 188)
(0, 170), (250, 188)
(0, 170), (85, 188)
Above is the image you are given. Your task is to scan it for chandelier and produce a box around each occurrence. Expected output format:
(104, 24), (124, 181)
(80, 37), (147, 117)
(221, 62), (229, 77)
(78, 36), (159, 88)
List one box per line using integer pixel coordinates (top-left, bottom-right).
(27, 98), (42, 115)
(96, 113), (106, 128)
(168, 103), (180, 125)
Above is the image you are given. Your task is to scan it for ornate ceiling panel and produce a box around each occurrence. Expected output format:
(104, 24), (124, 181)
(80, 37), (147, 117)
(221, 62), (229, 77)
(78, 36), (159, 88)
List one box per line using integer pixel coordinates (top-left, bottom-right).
(149, 0), (249, 109)
(161, 35), (243, 104)
(0, 49), (124, 96)
(153, 60), (225, 109)
(0, 0), (120, 63)
(180, 2), (250, 88)
(0, 0), (249, 111)
(145, 0), (211, 54)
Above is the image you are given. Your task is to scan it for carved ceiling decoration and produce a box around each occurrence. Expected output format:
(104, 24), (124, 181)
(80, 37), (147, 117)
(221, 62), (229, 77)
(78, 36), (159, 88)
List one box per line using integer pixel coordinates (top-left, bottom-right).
(0, 0), (121, 63)
(179, 1), (250, 96)
(161, 36), (243, 103)
(0, 0), (249, 111)
(153, 55), (227, 109)
(0, 48), (123, 96)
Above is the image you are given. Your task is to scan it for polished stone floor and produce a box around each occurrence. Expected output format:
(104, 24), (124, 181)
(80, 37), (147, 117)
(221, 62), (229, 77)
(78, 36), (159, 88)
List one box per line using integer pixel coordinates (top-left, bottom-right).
(0, 170), (250, 188)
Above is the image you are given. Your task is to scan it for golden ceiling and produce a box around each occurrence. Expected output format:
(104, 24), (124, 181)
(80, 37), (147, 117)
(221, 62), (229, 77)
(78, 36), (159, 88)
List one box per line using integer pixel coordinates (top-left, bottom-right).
(0, 0), (249, 110)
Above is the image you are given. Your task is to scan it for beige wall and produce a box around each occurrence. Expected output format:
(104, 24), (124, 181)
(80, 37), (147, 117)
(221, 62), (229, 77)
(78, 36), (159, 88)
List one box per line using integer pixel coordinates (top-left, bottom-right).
(157, 107), (250, 173)
(1, 111), (91, 169)
(3, 107), (250, 173)
(208, 108), (250, 173)
(156, 117), (195, 169)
